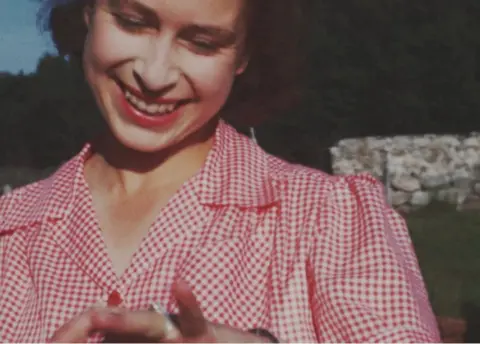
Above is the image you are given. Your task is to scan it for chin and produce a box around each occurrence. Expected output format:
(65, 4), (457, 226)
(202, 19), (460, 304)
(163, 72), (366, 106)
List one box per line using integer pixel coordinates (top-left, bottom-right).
(121, 134), (175, 154)
(106, 124), (173, 154)
(122, 140), (168, 154)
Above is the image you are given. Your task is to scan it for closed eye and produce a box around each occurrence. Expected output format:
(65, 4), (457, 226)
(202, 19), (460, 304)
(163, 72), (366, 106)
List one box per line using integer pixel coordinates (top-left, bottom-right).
(112, 12), (149, 32)
(181, 25), (237, 55)
(189, 38), (219, 54)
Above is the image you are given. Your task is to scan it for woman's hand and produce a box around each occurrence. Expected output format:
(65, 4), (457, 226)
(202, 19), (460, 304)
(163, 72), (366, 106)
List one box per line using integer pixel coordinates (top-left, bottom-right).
(49, 280), (273, 343)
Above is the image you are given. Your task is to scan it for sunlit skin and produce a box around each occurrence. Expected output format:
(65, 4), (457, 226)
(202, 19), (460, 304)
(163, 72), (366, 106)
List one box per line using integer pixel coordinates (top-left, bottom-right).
(83, 0), (248, 199)
(82, 0), (249, 274)
(84, 0), (247, 152)
(49, 0), (270, 342)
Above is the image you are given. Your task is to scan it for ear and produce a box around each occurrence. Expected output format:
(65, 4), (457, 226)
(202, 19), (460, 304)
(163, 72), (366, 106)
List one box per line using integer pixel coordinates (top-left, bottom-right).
(83, 4), (94, 27)
(235, 55), (249, 75)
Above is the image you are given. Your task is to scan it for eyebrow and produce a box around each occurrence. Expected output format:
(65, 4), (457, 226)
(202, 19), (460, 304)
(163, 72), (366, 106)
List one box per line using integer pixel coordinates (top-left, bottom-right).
(107, 0), (238, 43)
(107, 0), (157, 19)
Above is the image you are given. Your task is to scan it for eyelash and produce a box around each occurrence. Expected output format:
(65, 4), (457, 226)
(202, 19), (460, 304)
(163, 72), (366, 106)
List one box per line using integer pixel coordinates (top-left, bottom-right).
(112, 13), (220, 54)
(189, 39), (218, 54)
(113, 13), (147, 31)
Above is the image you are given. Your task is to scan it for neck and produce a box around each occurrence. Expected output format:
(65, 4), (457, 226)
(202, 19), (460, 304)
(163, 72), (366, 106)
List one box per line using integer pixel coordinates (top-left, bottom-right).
(86, 120), (218, 195)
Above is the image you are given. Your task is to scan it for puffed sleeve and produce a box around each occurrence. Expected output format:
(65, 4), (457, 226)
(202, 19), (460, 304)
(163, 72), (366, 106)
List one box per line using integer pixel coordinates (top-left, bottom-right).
(310, 174), (441, 342)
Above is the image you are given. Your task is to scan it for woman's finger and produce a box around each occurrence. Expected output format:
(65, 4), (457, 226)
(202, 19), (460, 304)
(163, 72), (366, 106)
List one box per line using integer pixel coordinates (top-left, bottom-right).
(51, 282), (210, 344)
(172, 279), (210, 338)
(49, 308), (104, 343)
(92, 308), (181, 341)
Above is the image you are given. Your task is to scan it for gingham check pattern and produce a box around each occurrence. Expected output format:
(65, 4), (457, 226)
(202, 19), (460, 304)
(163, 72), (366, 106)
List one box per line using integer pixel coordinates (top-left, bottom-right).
(0, 121), (440, 342)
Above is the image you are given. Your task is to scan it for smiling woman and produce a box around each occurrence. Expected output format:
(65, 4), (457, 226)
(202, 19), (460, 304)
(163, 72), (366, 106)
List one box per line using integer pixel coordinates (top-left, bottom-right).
(40, 0), (305, 126)
(0, 0), (442, 343)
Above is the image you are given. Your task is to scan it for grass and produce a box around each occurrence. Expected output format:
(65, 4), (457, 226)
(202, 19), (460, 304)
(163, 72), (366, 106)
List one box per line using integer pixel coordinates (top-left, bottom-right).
(406, 201), (480, 318)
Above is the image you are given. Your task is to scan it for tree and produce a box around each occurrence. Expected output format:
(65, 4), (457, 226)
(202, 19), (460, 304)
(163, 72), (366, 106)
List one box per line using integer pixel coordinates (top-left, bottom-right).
(3, 0), (480, 171)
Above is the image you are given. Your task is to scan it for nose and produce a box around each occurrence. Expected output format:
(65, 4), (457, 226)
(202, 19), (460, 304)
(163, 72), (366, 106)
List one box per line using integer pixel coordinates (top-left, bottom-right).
(133, 37), (180, 92)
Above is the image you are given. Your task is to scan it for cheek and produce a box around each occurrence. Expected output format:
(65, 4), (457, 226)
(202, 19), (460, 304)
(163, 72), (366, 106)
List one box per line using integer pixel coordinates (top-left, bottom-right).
(84, 20), (139, 73)
(184, 56), (238, 101)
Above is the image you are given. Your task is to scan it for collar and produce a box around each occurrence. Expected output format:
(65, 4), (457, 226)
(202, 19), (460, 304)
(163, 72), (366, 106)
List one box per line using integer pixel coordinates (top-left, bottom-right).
(0, 121), (278, 233)
(0, 144), (91, 233)
(193, 121), (278, 207)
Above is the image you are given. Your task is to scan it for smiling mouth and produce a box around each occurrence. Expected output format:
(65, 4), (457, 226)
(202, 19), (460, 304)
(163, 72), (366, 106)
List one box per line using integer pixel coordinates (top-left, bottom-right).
(123, 88), (189, 117)
(124, 89), (177, 115)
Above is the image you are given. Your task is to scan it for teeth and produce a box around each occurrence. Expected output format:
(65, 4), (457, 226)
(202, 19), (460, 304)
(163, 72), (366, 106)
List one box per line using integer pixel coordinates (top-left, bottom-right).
(137, 99), (148, 109)
(147, 103), (159, 113)
(124, 90), (178, 116)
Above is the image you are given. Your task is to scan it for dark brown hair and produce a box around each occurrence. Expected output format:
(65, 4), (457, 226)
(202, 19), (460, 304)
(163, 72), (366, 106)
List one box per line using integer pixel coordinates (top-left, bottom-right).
(38, 0), (308, 126)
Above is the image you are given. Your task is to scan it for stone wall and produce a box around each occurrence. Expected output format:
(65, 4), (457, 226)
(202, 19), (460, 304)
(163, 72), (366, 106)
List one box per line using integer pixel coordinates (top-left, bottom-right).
(330, 134), (480, 211)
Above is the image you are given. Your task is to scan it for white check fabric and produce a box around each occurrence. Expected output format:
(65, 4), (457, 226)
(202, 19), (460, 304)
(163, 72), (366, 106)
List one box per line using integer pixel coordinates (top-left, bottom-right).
(0, 121), (440, 342)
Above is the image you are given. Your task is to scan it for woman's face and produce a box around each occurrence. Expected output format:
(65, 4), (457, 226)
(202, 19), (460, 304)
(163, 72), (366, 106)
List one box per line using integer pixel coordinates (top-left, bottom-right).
(83, 0), (247, 152)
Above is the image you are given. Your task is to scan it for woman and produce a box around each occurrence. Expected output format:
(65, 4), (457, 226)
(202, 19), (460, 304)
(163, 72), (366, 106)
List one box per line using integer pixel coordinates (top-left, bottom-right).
(0, 0), (441, 342)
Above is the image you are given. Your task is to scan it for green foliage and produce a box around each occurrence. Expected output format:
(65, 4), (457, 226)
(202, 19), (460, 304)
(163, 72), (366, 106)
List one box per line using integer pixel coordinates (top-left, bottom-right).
(407, 202), (480, 318)
(0, 54), (103, 167)
(3, 0), (480, 169)
(304, 0), (480, 136)
(254, 0), (480, 170)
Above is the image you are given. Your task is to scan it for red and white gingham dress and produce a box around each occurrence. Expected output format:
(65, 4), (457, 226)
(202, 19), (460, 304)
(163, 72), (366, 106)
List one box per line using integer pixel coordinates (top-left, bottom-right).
(0, 121), (440, 342)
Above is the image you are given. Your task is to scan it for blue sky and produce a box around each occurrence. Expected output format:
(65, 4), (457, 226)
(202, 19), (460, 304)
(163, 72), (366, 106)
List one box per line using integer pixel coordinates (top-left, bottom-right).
(0, 0), (55, 74)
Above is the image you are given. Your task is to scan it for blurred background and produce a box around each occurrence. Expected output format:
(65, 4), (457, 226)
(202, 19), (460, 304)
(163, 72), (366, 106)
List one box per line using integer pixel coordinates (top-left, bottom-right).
(1, 0), (480, 341)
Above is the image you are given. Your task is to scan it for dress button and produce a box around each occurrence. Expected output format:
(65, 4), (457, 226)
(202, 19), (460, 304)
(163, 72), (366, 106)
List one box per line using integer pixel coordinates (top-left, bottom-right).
(107, 290), (123, 306)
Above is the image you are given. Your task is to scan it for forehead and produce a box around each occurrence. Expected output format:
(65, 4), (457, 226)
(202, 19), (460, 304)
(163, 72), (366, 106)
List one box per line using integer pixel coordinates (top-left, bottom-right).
(101, 0), (245, 28)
